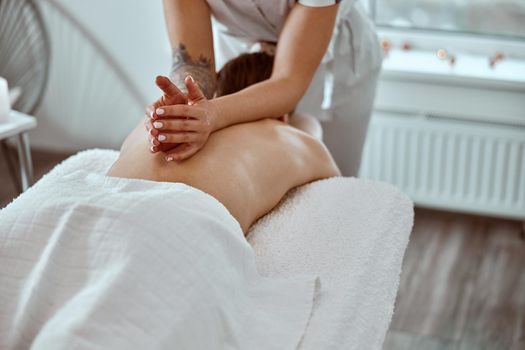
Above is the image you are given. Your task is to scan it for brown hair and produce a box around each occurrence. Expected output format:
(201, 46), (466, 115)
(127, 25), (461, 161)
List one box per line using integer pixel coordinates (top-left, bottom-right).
(215, 52), (274, 97)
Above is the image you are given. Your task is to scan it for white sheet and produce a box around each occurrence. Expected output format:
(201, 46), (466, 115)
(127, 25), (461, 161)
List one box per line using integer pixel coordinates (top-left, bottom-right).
(0, 165), (319, 349)
(0, 149), (413, 349)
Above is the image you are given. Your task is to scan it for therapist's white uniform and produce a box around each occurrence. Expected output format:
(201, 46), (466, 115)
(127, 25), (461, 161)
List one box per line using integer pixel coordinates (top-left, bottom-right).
(208, 0), (383, 176)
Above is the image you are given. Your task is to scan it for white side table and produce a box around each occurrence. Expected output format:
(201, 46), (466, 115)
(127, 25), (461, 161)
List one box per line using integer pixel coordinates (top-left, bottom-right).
(0, 111), (37, 191)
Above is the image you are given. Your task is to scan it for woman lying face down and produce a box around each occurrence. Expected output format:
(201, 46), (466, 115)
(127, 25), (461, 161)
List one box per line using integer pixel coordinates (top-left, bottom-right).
(107, 52), (340, 234)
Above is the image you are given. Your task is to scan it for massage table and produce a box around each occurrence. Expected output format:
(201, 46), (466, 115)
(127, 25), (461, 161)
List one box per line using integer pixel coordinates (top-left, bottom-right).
(0, 150), (413, 349)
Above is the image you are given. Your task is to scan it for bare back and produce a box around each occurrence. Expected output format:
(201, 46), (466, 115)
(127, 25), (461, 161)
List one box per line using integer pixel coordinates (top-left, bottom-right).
(107, 119), (339, 233)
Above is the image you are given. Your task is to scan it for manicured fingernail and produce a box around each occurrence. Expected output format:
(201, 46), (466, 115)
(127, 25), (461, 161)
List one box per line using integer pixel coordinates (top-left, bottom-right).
(150, 146), (156, 153)
(157, 134), (167, 141)
(166, 156), (174, 162)
(187, 75), (194, 83)
(153, 121), (163, 129)
(150, 110), (155, 119)
(156, 108), (165, 115)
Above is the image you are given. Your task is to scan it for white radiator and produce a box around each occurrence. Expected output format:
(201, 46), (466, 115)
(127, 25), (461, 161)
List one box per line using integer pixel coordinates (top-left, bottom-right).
(359, 112), (525, 220)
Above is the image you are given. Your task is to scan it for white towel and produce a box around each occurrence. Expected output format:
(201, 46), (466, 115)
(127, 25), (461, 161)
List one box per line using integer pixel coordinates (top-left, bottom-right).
(1, 149), (413, 349)
(0, 164), (319, 349)
(248, 177), (413, 350)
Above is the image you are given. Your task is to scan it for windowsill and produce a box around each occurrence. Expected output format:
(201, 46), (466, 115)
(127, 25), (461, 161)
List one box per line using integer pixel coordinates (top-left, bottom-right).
(380, 49), (525, 92)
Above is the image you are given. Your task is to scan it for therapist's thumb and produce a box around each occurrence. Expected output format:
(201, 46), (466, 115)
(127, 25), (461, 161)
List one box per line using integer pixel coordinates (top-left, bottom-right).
(156, 75), (184, 98)
(185, 75), (206, 102)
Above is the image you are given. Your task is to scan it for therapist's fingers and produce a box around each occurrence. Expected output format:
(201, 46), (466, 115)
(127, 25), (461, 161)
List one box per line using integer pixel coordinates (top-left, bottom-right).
(155, 105), (205, 120)
(149, 137), (184, 154)
(184, 75), (206, 103)
(151, 119), (202, 132)
(145, 118), (163, 138)
(156, 76), (187, 103)
(148, 133), (160, 145)
(146, 103), (161, 120)
(150, 98), (164, 110)
(145, 118), (151, 131)
(154, 132), (200, 144)
(165, 143), (199, 162)
(147, 98), (177, 120)
(146, 76), (188, 121)
(149, 128), (159, 138)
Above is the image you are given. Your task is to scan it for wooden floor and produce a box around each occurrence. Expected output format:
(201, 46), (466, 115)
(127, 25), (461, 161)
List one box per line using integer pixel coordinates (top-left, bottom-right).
(0, 146), (72, 208)
(1, 148), (524, 350)
(385, 209), (525, 350)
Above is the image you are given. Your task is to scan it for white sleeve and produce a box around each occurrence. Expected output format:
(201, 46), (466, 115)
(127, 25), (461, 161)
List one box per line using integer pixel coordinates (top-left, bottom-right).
(298, 0), (341, 7)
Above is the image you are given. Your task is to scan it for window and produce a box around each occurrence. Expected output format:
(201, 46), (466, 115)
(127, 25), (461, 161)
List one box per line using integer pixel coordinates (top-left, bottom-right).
(370, 0), (525, 39)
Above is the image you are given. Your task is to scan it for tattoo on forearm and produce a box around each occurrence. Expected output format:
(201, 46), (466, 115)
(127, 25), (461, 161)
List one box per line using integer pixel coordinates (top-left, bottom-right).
(171, 43), (216, 99)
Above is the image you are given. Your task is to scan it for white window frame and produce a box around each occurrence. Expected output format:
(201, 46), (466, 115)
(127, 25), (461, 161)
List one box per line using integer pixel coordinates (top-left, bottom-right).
(365, 0), (525, 60)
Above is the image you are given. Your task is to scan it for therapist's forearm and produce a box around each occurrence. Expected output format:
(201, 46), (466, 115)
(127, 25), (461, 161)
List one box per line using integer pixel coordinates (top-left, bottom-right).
(170, 44), (216, 99)
(163, 0), (216, 99)
(210, 77), (306, 131)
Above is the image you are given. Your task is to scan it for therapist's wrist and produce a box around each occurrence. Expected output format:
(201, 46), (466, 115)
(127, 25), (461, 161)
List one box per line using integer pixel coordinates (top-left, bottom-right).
(208, 98), (226, 132)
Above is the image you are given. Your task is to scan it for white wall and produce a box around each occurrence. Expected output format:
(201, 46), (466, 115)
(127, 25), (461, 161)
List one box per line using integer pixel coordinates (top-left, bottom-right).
(32, 0), (173, 151)
(55, 0), (172, 102)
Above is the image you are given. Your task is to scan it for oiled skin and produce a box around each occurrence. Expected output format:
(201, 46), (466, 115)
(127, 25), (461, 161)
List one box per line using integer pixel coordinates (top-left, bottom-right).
(107, 119), (340, 233)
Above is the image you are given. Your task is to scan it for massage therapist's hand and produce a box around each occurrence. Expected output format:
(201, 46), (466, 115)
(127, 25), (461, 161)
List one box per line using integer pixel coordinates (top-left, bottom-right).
(145, 75), (187, 153)
(149, 75), (218, 162)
